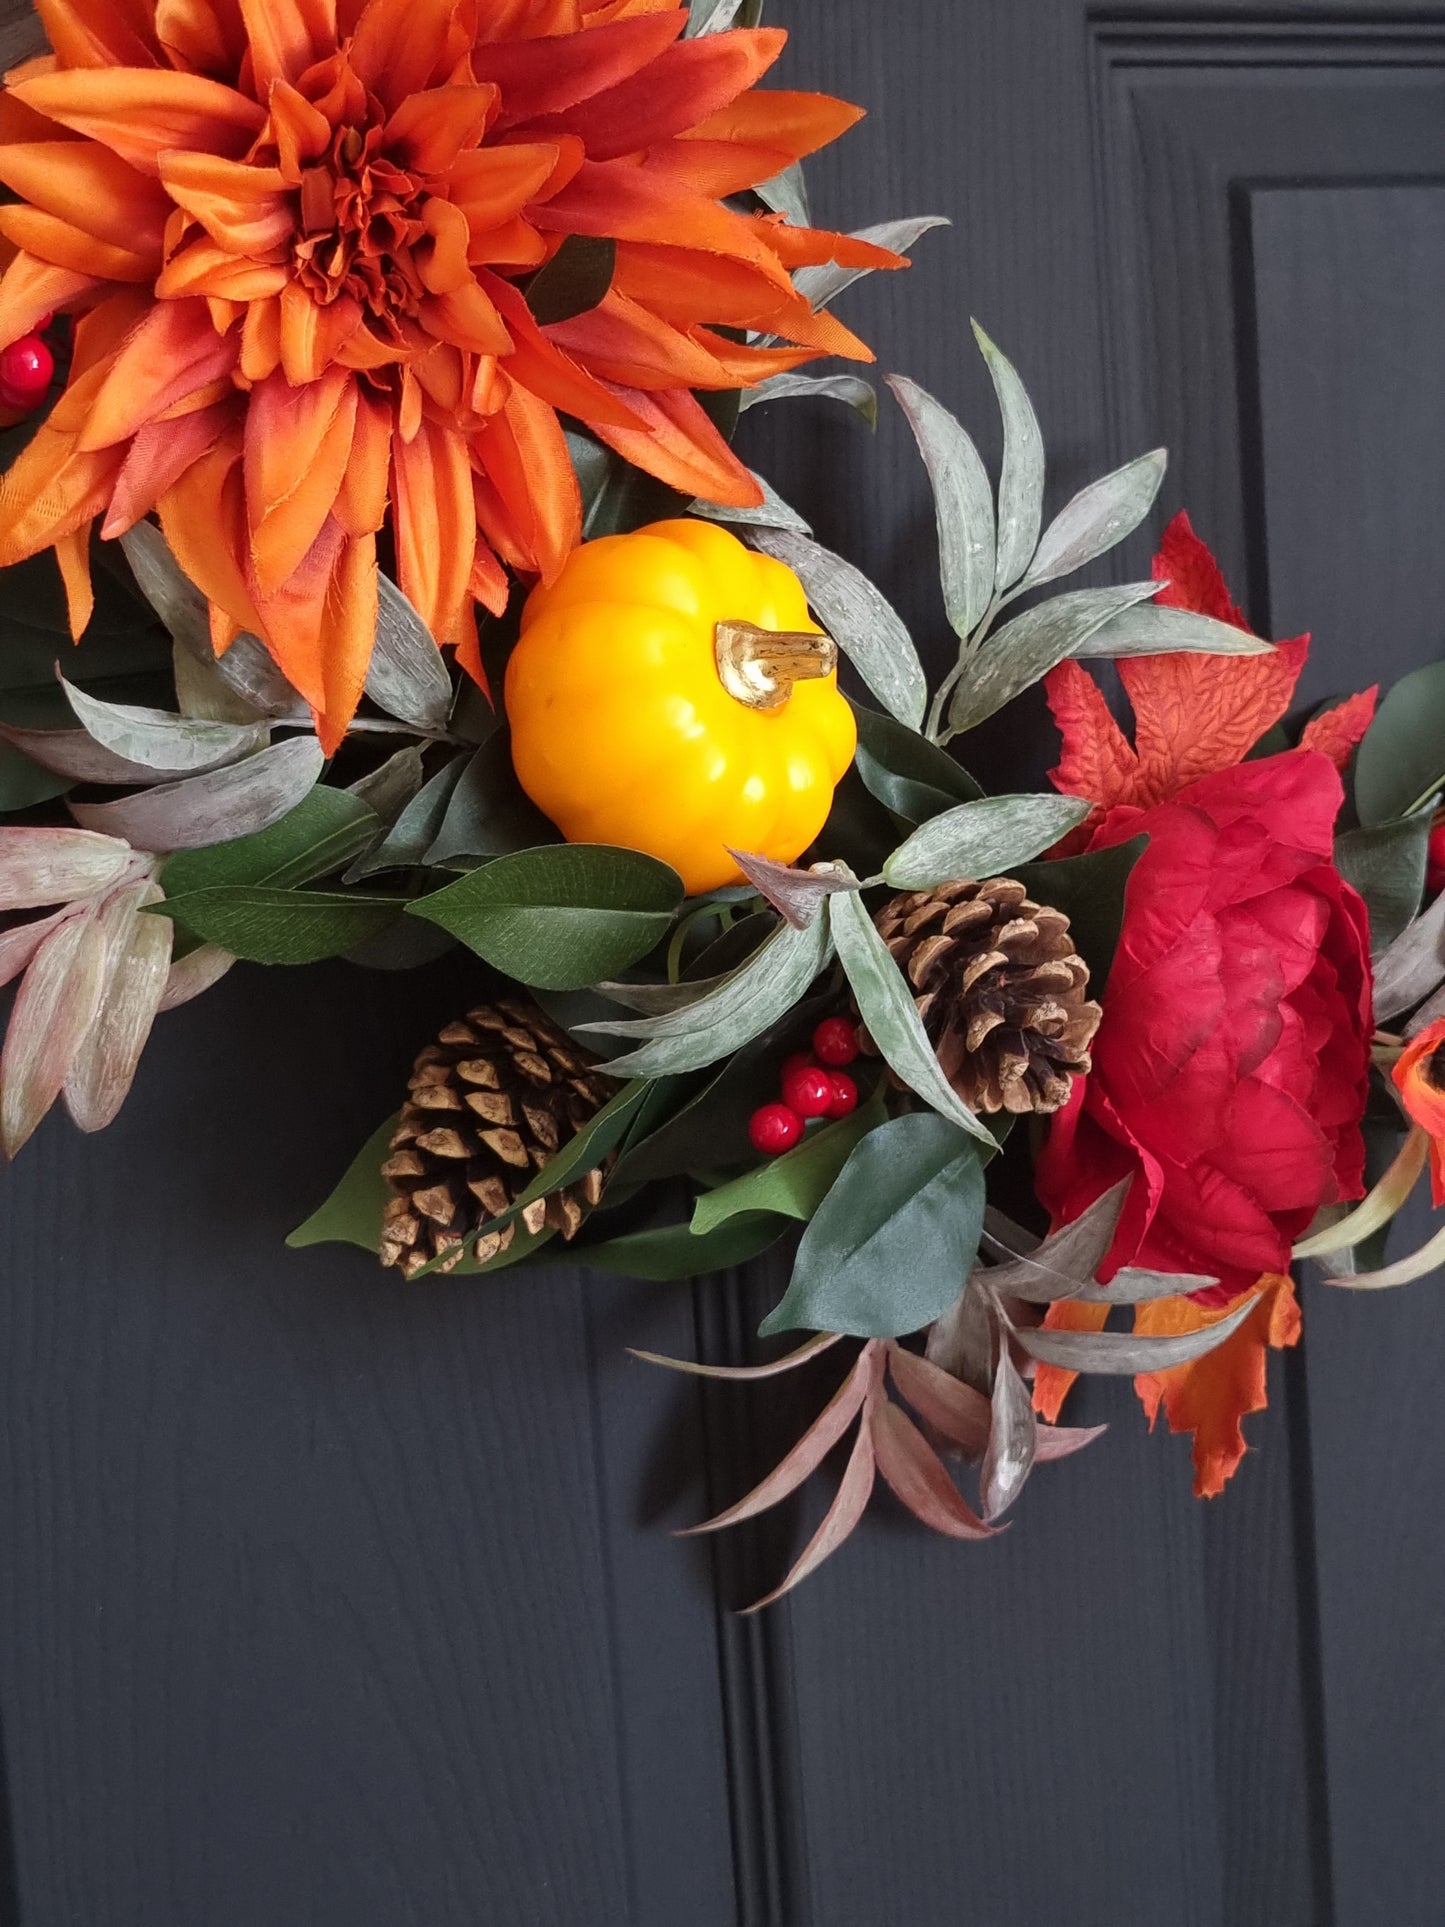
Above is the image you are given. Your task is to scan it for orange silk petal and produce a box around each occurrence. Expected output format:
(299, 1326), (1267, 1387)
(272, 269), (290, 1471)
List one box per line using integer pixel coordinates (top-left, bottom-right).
(333, 389), (392, 536)
(477, 10), (684, 127)
(0, 252), (103, 348)
(314, 529), (377, 752)
(154, 0), (247, 78)
(473, 377), (580, 581)
(101, 394), (235, 534)
(33, 0), (158, 70)
(77, 296), (239, 450)
(0, 141), (171, 253)
(0, 408), (125, 564)
(157, 436), (267, 650)
(0, 205), (156, 282)
(249, 513), (345, 710)
(687, 89), (865, 163)
(1133, 1275), (1301, 1499)
(480, 270), (643, 427)
(245, 366), (356, 593)
(449, 143), (563, 236)
(156, 237), (289, 301)
(385, 83), (498, 175)
(545, 287), (736, 390)
(278, 282), (362, 383)
(554, 28), (787, 162)
(53, 521), (97, 636)
(10, 69), (266, 176)
(586, 381), (760, 507)
(238, 0), (338, 93)
(1299, 687), (1379, 771)
(158, 152), (294, 254)
(391, 412), (479, 644)
(1030, 1300), (1109, 1425)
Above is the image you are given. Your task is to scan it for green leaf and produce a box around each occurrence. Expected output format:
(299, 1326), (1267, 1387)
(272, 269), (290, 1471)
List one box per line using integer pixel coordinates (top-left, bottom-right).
(288, 1113), (397, 1251)
(690, 1085), (887, 1237)
(747, 527), (928, 729)
(883, 793), (1092, 890)
(346, 752), (469, 880)
(1013, 834), (1147, 991)
(161, 885), (401, 963)
(851, 702), (983, 823)
(886, 374), (995, 640)
(1021, 448), (1167, 590)
(579, 1210), (789, 1280)
(947, 582), (1161, 736)
(566, 425), (689, 540)
(423, 736), (559, 869)
(578, 912), (830, 1076)
(759, 1113), (985, 1336)
(409, 844), (684, 991)
(972, 321), (1044, 593)
(0, 740), (70, 811)
(161, 786), (378, 896)
(827, 890), (995, 1144)
(812, 764), (901, 876)
(1335, 806), (1434, 954)
(1354, 660), (1445, 825)
(523, 236), (616, 324)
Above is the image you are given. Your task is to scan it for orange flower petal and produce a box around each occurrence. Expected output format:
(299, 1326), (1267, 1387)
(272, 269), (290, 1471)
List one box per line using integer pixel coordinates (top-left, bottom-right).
(334, 388), (392, 536)
(478, 9), (684, 125)
(0, 250), (111, 348)
(156, 236), (290, 301)
(553, 27), (787, 162)
(449, 143), (564, 237)
(584, 380), (760, 506)
(278, 281), (361, 383)
(385, 83), (497, 175)
(533, 158), (787, 273)
(1133, 1275), (1301, 1498)
(33, 0), (158, 70)
(315, 529), (377, 751)
(0, 205), (156, 282)
(101, 395), (236, 535)
(11, 68), (266, 177)
(474, 376), (579, 581)
(244, 364), (356, 593)
(545, 287), (734, 390)
(0, 141), (171, 254)
(0, 423), (125, 564)
(249, 513), (345, 708)
(77, 296), (239, 450)
(391, 412), (479, 643)
(53, 521), (96, 637)
(348, 0), (458, 108)
(158, 152), (295, 255)
(157, 434), (268, 648)
(154, 0), (248, 80)
(239, 290), (282, 379)
(687, 88), (864, 164)
(1391, 1021), (1445, 1205)
(480, 269), (643, 427)
(266, 78), (333, 180)
(237, 0), (338, 93)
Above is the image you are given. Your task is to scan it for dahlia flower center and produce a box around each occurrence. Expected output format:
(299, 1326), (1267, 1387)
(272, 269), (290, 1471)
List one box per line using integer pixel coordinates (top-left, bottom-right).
(291, 120), (434, 318)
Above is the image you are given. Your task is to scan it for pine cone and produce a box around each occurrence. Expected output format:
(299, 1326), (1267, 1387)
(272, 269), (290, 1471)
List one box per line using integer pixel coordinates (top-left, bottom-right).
(379, 998), (618, 1279)
(870, 877), (1101, 1115)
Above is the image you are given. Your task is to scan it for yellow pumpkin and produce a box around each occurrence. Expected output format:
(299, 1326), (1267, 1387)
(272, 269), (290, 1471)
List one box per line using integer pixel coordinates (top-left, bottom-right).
(505, 518), (857, 894)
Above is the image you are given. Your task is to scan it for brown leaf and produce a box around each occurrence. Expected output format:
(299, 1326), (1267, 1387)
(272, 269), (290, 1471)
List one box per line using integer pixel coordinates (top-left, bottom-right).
(629, 1331), (842, 1380)
(870, 1397), (997, 1541)
(886, 1342), (991, 1458)
(741, 1409), (879, 1613)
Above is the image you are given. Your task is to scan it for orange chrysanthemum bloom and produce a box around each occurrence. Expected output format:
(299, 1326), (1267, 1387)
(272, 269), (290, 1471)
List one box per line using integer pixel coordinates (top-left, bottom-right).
(0, 0), (898, 746)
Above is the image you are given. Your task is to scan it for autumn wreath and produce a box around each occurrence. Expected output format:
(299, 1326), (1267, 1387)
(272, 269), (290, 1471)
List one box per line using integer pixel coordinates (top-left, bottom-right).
(0, 0), (1441, 1606)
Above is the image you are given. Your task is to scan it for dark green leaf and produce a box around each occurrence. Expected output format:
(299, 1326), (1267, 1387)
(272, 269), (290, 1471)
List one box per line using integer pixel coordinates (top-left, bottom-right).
(161, 886), (401, 964)
(580, 1210), (789, 1279)
(1354, 660), (1445, 825)
(1014, 834), (1147, 992)
(851, 701), (982, 823)
(287, 1113), (397, 1251)
(809, 764), (900, 876)
(1335, 808), (1434, 955)
(161, 786), (378, 896)
(424, 735), (560, 868)
(566, 424), (689, 539)
(345, 752), (469, 880)
(524, 236), (616, 324)
(0, 740), (70, 811)
(690, 1085), (887, 1236)
(409, 843), (684, 990)
(759, 1113), (985, 1336)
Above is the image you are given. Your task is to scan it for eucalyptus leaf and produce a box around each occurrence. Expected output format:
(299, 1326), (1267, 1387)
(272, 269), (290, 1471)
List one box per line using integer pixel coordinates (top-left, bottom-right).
(161, 787), (378, 896)
(1007, 1291), (1258, 1372)
(693, 472), (810, 533)
(883, 793), (1092, 890)
(1335, 806), (1434, 956)
(852, 702), (983, 822)
(740, 372), (878, 429)
(886, 374), (995, 639)
(758, 1113), (985, 1337)
(754, 160), (809, 227)
(747, 527), (927, 729)
(161, 885), (401, 964)
(60, 676), (267, 776)
(972, 321), (1044, 594)
(364, 577), (453, 732)
(1076, 602), (1271, 660)
(690, 1087), (887, 1236)
(579, 914), (831, 1077)
(1021, 448), (1167, 589)
(69, 735), (326, 852)
(1354, 659), (1445, 825)
(0, 723), (185, 786)
(409, 844), (683, 991)
(792, 216), (951, 311)
(828, 889), (994, 1144)
(523, 235), (616, 325)
(1013, 834), (1146, 992)
(686, 0), (748, 35)
(947, 582), (1161, 736)
(171, 634), (264, 724)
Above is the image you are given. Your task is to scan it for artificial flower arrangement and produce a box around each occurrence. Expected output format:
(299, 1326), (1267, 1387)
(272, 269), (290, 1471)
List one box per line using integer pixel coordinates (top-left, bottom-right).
(0, 0), (1443, 1608)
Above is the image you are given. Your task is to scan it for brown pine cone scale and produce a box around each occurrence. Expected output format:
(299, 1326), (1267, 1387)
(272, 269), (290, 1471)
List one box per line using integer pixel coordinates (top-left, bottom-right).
(870, 876), (1102, 1115)
(380, 998), (617, 1279)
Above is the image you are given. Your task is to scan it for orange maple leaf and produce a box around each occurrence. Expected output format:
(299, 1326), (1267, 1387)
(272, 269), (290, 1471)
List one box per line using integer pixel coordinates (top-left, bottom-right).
(1299, 687), (1379, 771)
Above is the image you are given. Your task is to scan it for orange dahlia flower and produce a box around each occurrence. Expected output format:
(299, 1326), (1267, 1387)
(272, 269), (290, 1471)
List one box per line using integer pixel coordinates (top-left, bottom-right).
(0, 0), (897, 747)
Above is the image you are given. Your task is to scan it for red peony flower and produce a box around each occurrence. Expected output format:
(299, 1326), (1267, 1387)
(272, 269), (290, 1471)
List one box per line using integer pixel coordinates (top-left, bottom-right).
(1032, 513), (1377, 1493)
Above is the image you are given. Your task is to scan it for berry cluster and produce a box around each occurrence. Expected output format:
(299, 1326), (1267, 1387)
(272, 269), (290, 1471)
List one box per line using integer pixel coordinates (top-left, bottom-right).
(0, 326), (55, 416)
(748, 1017), (860, 1156)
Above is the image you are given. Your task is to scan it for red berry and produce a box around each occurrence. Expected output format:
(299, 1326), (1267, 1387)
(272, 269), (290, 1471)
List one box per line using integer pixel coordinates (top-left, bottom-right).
(781, 1061), (834, 1119)
(824, 1072), (858, 1120)
(749, 1102), (803, 1156)
(782, 1049), (813, 1079)
(0, 335), (53, 411)
(812, 1016), (859, 1066)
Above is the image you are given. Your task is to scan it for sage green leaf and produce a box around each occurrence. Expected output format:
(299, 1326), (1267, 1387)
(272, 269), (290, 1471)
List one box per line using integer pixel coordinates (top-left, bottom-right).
(287, 1113), (396, 1251)
(886, 374), (995, 640)
(69, 735), (326, 851)
(346, 743), (425, 827)
(171, 633), (266, 725)
(161, 786), (378, 896)
(1076, 602), (1270, 659)
(972, 321), (1044, 593)
(523, 235), (615, 324)
(686, 0), (747, 36)
(160, 885), (401, 964)
(1354, 659), (1445, 824)
(424, 737), (559, 869)
(346, 752), (468, 880)
(758, 1113), (985, 1336)
(792, 216), (951, 311)
(1022, 448), (1167, 589)
(60, 676), (267, 775)
(947, 581), (1160, 736)
(1014, 834), (1147, 991)
(409, 843), (683, 991)
(1335, 806), (1434, 955)
(690, 1086), (887, 1236)
(1006, 1288), (1258, 1373)
(579, 913), (830, 1076)
(0, 722), (166, 785)
(1372, 888), (1445, 1023)
(740, 372), (878, 429)
(364, 577), (452, 732)
(852, 702), (982, 822)
(883, 793), (1092, 890)
(828, 890), (994, 1144)
(747, 527), (927, 729)
(693, 472), (810, 533)
(580, 1210), (788, 1279)
(754, 159), (809, 226)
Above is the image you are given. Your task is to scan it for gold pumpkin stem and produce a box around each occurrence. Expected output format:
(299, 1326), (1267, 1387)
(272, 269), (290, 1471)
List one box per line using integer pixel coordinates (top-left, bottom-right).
(714, 620), (838, 711)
